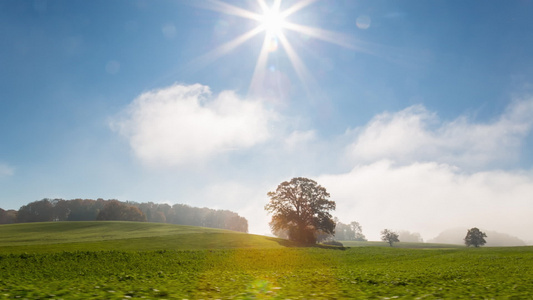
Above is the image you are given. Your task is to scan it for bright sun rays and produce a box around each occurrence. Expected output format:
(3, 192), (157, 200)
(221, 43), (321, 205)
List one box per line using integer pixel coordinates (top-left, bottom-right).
(258, 0), (286, 36)
(193, 0), (357, 97)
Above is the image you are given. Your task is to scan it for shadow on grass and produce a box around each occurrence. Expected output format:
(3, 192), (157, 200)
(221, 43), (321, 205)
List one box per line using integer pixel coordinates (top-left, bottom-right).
(264, 237), (299, 247)
(264, 237), (348, 250)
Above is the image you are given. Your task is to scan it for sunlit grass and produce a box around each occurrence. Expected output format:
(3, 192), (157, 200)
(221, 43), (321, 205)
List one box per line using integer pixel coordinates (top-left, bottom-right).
(340, 240), (463, 249)
(0, 221), (291, 253)
(1, 246), (532, 299)
(1, 222), (532, 298)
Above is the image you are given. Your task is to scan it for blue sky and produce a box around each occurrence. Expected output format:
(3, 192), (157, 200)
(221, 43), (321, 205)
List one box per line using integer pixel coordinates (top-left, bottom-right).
(1, 0), (533, 242)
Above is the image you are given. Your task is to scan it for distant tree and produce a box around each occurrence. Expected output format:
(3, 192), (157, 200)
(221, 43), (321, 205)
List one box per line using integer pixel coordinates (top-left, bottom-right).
(333, 219), (367, 241)
(97, 200), (146, 222)
(350, 221), (367, 241)
(124, 206), (147, 222)
(381, 229), (400, 247)
(169, 204), (195, 225)
(96, 200), (122, 221)
(225, 214), (249, 233)
(265, 177), (336, 244)
(333, 219), (347, 240)
(204, 210), (223, 228)
(151, 211), (167, 223)
(398, 230), (423, 243)
(154, 203), (248, 232)
(8, 198), (248, 231)
(17, 199), (55, 222)
(157, 203), (172, 221)
(134, 202), (172, 223)
(65, 199), (99, 221)
(464, 227), (487, 247)
(271, 227), (289, 239)
(50, 199), (71, 221)
(0, 208), (18, 224)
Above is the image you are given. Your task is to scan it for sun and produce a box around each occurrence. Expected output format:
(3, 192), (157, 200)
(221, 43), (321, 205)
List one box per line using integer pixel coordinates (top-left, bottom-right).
(190, 0), (357, 96)
(260, 6), (286, 36)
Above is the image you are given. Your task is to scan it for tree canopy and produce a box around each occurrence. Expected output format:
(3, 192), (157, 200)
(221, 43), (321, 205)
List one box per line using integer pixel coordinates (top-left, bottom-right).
(265, 177), (336, 244)
(334, 219), (367, 241)
(0, 199), (248, 233)
(0, 208), (17, 224)
(381, 229), (400, 247)
(96, 200), (147, 222)
(464, 227), (487, 247)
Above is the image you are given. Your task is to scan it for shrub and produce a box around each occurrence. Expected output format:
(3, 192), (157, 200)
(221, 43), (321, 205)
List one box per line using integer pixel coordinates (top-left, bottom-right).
(321, 240), (344, 247)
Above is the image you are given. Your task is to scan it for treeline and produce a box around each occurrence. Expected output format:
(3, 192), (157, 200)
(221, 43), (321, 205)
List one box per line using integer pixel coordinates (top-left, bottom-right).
(0, 198), (248, 233)
(334, 219), (367, 241)
(273, 218), (368, 242)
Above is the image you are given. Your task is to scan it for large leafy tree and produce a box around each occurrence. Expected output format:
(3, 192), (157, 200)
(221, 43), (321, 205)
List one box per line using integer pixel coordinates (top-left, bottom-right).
(464, 227), (487, 247)
(265, 177), (336, 244)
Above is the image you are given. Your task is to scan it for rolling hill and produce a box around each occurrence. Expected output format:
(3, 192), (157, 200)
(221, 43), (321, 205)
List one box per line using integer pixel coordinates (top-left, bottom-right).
(0, 221), (293, 253)
(1, 221), (532, 298)
(0, 221), (466, 254)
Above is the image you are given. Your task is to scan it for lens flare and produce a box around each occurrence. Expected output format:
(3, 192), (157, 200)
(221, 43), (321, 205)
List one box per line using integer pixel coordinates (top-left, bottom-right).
(267, 36), (279, 52)
(356, 15), (371, 29)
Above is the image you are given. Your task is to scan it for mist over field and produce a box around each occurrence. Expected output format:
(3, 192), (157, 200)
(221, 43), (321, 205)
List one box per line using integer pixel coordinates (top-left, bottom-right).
(428, 228), (528, 247)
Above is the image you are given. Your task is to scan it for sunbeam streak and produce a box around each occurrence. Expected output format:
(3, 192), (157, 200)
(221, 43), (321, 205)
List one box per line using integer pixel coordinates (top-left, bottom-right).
(191, 0), (361, 97)
(277, 32), (314, 93)
(201, 0), (262, 21)
(250, 35), (275, 95)
(257, 0), (281, 13)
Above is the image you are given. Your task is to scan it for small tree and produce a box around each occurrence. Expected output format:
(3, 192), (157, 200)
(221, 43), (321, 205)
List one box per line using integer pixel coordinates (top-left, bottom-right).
(464, 227), (487, 247)
(265, 177), (336, 244)
(381, 229), (400, 247)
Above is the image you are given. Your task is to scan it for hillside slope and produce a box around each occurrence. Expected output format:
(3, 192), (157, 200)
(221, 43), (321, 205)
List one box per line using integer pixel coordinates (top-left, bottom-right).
(0, 221), (292, 253)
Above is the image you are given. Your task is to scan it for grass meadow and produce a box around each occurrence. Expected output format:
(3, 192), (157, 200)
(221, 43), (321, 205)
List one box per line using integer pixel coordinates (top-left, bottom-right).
(1, 222), (532, 299)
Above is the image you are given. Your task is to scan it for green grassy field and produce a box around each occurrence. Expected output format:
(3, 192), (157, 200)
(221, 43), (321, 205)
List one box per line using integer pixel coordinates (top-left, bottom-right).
(1, 222), (532, 299)
(0, 221), (292, 254)
(340, 240), (463, 249)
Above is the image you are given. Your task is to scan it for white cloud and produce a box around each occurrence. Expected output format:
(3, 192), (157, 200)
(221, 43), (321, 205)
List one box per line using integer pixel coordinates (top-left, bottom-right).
(210, 99), (533, 240)
(311, 99), (533, 242)
(109, 89), (533, 244)
(0, 163), (14, 178)
(318, 160), (533, 243)
(112, 83), (275, 167)
(347, 99), (533, 169)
